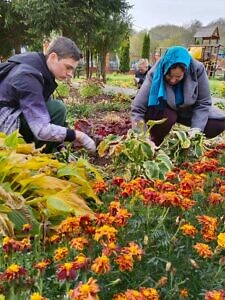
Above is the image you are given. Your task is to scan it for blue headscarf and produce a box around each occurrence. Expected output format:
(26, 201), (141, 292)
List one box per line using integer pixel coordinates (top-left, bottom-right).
(148, 46), (191, 106)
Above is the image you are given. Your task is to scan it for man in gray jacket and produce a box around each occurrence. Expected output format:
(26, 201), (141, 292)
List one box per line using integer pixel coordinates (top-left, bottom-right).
(131, 46), (225, 146)
(0, 36), (96, 153)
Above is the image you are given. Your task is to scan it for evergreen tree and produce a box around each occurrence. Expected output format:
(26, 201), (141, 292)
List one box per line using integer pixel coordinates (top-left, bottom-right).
(119, 33), (130, 72)
(141, 33), (150, 59)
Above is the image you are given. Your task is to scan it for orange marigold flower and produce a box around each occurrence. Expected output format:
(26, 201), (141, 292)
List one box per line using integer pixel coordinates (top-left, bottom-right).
(180, 288), (188, 298)
(115, 253), (134, 272)
(156, 276), (168, 287)
(91, 254), (111, 274)
(113, 208), (132, 227)
(68, 277), (100, 300)
(94, 225), (117, 242)
(0, 264), (27, 282)
(30, 292), (49, 300)
(54, 247), (69, 262)
(197, 215), (218, 242)
(20, 237), (32, 251)
(140, 287), (160, 300)
(193, 243), (213, 258)
(34, 259), (51, 272)
(102, 241), (120, 256)
(95, 212), (114, 226)
(158, 191), (181, 207)
(22, 223), (32, 233)
(57, 217), (80, 235)
(205, 149), (220, 158)
(112, 293), (127, 300)
(218, 167), (225, 176)
(219, 185), (225, 195)
(192, 159), (218, 174)
(180, 223), (198, 238)
(204, 289), (225, 300)
(2, 236), (16, 253)
(56, 262), (77, 281)
(202, 228), (217, 242)
(160, 182), (176, 191)
(79, 215), (95, 235)
(70, 237), (89, 251)
(92, 181), (108, 194)
(196, 215), (218, 231)
(73, 253), (90, 270)
(109, 201), (122, 215)
(124, 289), (144, 300)
(123, 242), (144, 261)
(112, 177), (125, 186)
(141, 188), (161, 205)
(217, 232), (225, 248)
(49, 234), (61, 244)
(166, 171), (177, 181)
(208, 192), (224, 205)
(179, 198), (197, 210)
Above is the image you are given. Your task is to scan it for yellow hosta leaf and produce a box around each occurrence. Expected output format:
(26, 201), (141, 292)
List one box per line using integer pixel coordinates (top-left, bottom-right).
(16, 143), (36, 154)
(57, 165), (102, 205)
(18, 174), (76, 195)
(17, 155), (61, 170)
(46, 191), (94, 217)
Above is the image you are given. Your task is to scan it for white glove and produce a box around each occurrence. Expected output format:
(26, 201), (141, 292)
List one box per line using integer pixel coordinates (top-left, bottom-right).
(188, 128), (201, 139)
(74, 130), (96, 153)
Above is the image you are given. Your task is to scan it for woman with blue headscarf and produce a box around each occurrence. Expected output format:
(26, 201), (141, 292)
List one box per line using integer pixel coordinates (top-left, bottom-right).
(131, 46), (225, 146)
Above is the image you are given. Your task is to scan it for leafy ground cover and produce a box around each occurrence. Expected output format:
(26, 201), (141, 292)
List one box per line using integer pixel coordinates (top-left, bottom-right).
(1, 78), (225, 300)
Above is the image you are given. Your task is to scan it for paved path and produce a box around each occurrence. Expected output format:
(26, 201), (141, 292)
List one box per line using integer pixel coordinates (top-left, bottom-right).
(73, 82), (225, 103)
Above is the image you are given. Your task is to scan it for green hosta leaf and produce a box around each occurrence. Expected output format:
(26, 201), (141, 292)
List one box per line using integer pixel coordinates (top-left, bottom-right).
(146, 118), (167, 132)
(8, 208), (40, 234)
(143, 161), (160, 179)
(156, 151), (173, 171)
(175, 130), (191, 149)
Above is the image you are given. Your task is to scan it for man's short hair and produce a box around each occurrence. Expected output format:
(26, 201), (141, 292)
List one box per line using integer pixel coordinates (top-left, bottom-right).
(137, 58), (148, 68)
(46, 36), (82, 61)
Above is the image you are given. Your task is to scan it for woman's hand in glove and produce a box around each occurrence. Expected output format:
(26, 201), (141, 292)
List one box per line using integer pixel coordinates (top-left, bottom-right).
(74, 130), (96, 153)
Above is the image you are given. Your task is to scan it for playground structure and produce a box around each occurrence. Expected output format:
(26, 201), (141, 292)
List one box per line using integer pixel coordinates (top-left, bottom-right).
(188, 26), (221, 77)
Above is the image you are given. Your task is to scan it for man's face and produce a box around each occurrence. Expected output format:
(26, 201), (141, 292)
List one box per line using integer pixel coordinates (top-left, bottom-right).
(47, 52), (78, 81)
(139, 64), (148, 74)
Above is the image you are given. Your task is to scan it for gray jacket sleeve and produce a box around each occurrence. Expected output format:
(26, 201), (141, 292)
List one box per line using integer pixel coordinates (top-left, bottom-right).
(12, 71), (67, 142)
(131, 70), (153, 127)
(190, 62), (212, 130)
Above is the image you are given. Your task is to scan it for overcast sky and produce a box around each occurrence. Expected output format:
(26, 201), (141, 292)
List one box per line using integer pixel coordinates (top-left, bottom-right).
(128, 0), (225, 30)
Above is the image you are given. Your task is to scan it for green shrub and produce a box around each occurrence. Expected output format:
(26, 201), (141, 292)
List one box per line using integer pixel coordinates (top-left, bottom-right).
(78, 79), (103, 98)
(219, 82), (225, 97)
(53, 82), (70, 98)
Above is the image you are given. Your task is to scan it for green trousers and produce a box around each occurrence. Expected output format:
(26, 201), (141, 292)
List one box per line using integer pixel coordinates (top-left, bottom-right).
(19, 99), (67, 153)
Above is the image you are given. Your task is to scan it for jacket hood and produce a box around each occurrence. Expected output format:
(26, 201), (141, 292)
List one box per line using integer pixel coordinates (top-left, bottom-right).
(8, 52), (56, 84)
(8, 52), (57, 98)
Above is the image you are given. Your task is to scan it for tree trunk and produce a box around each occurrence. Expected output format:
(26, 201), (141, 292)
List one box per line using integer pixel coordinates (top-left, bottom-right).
(100, 50), (107, 83)
(85, 48), (90, 79)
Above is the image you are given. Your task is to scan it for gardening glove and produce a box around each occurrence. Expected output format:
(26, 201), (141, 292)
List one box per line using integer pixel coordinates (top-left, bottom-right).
(188, 128), (201, 139)
(74, 130), (96, 153)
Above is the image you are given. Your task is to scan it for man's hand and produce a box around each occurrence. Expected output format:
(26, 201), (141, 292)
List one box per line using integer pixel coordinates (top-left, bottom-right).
(74, 130), (96, 153)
